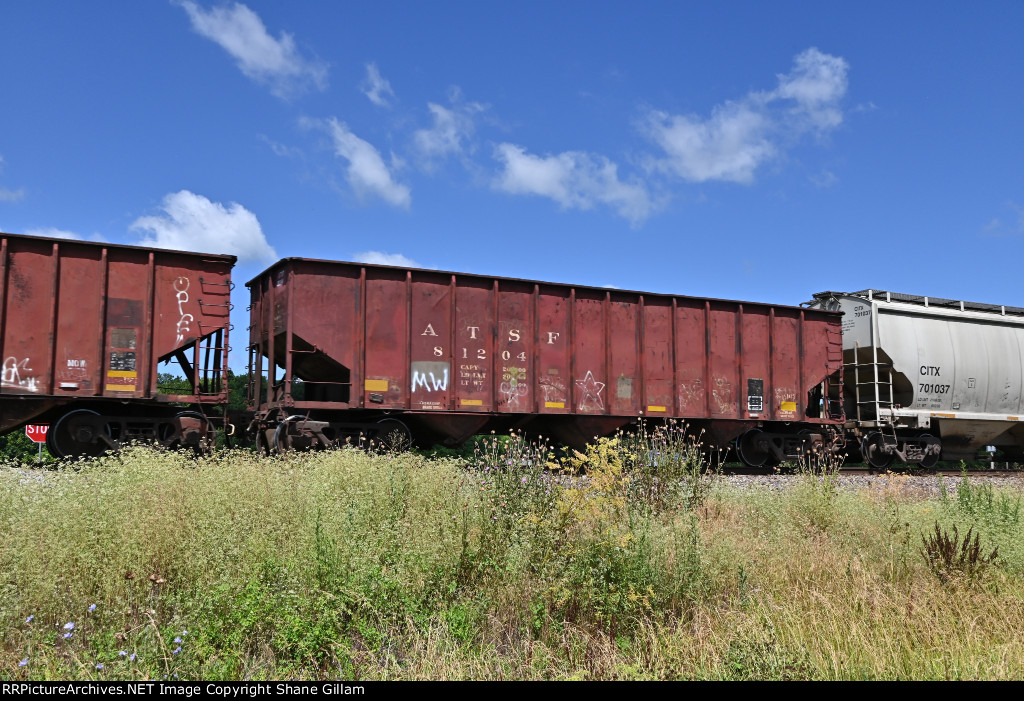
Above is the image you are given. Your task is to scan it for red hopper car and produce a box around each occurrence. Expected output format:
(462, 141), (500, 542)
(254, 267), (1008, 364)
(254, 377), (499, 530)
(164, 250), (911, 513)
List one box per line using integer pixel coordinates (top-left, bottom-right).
(0, 232), (235, 457)
(246, 258), (844, 463)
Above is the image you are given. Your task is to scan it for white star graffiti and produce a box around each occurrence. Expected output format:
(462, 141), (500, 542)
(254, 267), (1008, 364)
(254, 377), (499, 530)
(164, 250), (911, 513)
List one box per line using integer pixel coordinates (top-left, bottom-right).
(575, 370), (606, 411)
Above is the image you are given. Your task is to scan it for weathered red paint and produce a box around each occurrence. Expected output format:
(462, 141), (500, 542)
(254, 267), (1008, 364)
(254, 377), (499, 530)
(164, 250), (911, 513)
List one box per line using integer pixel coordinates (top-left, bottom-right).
(0, 232), (235, 432)
(248, 258), (843, 448)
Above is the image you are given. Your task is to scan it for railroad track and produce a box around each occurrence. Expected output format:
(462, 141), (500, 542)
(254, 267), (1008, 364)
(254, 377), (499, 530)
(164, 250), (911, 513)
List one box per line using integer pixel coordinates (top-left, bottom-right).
(720, 465), (1024, 477)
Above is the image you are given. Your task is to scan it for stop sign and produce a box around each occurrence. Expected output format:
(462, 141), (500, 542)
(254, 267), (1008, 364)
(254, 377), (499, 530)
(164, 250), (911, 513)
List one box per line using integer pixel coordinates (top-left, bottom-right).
(25, 424), (48, 443)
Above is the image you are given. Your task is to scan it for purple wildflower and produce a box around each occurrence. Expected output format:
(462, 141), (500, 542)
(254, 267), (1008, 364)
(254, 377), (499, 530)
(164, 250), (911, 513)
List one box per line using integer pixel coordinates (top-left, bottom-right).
(172, 646), (182, 655)
(96, 663), (104, 670)
(88, 604), (96, 612)
(173, 637), (182, 644)
(63, 622), (74, 631)
(119, 651), (127, 657)
(25, 615), (33, 623)
(19, 658), (28, 667)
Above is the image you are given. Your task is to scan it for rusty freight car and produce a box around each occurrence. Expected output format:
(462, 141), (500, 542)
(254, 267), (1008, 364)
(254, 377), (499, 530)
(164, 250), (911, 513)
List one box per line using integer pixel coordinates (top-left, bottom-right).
(0, 232), (235, 457)
(247, 258), (845, 463)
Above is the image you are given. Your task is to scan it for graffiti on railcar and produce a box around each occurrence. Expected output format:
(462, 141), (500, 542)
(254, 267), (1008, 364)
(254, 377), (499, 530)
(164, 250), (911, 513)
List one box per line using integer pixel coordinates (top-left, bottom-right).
(576, 370), (606, 411)
(412, 362), (449, 393)
(174, 276), (194, 345)
(499, 365), (528, 408)
(775, 387), (797, 417)
(1, 357), (39, 392)
(711, 376), (733, 414)
(679, 379), (704, 412)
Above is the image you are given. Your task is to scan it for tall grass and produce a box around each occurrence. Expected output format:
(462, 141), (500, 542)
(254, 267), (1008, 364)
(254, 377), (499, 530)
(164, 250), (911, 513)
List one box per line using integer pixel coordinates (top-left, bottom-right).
(1, 429), (1023, 680)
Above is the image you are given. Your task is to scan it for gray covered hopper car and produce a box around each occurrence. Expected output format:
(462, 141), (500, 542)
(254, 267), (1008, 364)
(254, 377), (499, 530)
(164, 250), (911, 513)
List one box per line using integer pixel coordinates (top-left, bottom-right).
(810, 289), (1024, 467)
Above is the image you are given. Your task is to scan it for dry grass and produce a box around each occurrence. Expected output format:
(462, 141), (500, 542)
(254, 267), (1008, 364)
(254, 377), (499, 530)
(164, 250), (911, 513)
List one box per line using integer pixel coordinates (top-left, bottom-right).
(1, 433), (1023, 680)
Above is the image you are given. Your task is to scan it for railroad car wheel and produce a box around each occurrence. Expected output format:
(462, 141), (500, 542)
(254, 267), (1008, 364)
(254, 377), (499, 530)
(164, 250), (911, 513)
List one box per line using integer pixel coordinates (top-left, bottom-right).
(375, 418), (413, 453)
(861, 431), (895, 471)
(918, 434), (940, 470)
(47, 409), (110, 459)
(736, 428), (772, 468)
(173, 411), (217, 454)
(273, 415), (314, 454)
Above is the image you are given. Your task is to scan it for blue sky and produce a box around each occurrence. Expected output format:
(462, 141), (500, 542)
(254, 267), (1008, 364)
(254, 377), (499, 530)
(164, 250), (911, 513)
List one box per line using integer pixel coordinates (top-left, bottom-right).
(1, 2), (1021, 369)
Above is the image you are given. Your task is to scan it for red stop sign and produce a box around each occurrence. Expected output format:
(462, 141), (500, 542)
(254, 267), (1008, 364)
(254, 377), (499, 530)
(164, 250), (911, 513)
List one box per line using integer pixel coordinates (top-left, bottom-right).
(25, 424), (48, 443)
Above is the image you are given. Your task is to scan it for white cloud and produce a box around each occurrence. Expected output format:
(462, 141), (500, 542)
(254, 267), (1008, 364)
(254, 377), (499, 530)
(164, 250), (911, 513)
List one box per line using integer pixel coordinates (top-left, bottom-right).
(361, 63), (395, 107)
(259, 134), (303, 158)
(644, 47), (848, 184)
(493, 143), (654, 225)
(768, 47), (849, 131)
(810, 170), (838, 188)
(413, 91), (486, 166)
(320, 118), (411, 208)
(980, 201), (1024, 237)
(0, 154), (25, 202)
(352, 251), (422, 268)
(643, 102), (774, 184)
(130, 190), (277, 263)
(178, 1), (327, 99)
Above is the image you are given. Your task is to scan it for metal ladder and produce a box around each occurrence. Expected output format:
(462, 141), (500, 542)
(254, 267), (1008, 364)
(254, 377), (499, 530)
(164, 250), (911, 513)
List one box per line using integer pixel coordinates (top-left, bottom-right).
(847, 342), (895, 422)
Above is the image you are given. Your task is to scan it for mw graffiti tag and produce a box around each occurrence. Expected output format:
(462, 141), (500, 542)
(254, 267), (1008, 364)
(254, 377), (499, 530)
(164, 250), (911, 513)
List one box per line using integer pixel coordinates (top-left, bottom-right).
(174, 276), (194, 345)
(411, 362), (450, 392)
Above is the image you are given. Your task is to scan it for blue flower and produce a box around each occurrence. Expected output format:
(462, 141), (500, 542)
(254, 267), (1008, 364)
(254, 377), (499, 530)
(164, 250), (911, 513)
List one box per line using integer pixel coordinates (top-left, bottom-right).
(25, 615), (34, 624)
(63, 622), (74, 631)
(18, 658), (28, 667)
(88, 604), (96, 612)
(119, 650), (127, 657)
(63, 632), (73, 639)
(130, 654), (136, 662)
(173, 637), (182, 644)
(96, 663), (104, 670)
(172, 646), (182, 655)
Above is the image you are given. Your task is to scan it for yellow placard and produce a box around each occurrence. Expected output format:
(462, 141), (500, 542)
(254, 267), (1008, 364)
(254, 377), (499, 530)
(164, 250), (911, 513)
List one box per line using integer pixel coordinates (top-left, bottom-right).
(931, 412), (956, 419)
(545, 401), (565, 409)
(780, 401), (797, 412)
(1010, 416), (1020, 421)
(106, 370), (137, 392)
(461, 399), (483, 406)
(364, 379), (389, 392)
(647, 406), (666, 412)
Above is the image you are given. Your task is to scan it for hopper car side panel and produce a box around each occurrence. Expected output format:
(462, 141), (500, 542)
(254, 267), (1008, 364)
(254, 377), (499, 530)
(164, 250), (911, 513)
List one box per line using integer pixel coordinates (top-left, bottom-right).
(246, 259), (844, 452)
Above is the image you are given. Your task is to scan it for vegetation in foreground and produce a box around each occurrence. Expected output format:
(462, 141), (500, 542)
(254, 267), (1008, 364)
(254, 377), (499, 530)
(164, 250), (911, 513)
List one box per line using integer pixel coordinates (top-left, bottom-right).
(1, 424), (1023, 681)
